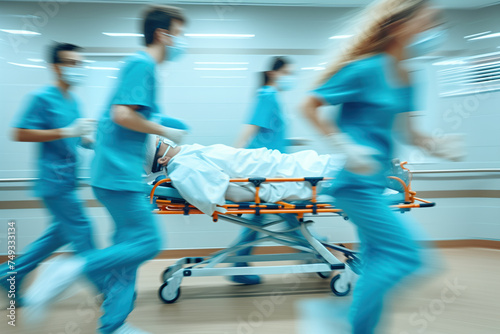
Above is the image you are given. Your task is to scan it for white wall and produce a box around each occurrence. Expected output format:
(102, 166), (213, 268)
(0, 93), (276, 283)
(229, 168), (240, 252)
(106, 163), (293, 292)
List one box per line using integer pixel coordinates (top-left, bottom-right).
(0, 1), (499, 255)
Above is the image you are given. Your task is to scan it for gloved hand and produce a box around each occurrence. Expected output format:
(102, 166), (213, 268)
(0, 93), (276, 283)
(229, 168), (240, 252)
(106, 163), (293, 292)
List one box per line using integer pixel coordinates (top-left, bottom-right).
(430, 134), (466, 162)
(61, 118), (96, 138)
(326, 132), (381, 175)
(159, 126), (188, 145)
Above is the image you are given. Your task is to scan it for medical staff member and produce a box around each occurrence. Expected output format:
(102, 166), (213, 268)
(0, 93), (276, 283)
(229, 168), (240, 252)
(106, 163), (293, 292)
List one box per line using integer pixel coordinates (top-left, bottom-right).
(302, 0), (463, 333)
(231, 57), (298, 285)
(24, 5), (189, 334)
(0, 43), (97, 301)
(235, 56), (295, 151)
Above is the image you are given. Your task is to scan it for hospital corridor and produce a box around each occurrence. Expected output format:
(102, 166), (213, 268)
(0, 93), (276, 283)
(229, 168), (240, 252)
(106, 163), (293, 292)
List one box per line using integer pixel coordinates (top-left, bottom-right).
(0, 1), (499, 334)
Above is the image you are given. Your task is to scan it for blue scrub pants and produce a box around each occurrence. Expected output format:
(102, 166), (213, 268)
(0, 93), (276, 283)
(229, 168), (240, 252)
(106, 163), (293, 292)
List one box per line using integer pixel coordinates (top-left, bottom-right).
(333, 182), (422, 334)
(87, 187), (162, 334)
(0, 190), (97, 292)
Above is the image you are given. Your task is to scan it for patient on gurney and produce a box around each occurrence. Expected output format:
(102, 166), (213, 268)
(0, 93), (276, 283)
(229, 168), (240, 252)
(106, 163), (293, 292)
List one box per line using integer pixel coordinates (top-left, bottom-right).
(144, 136), (406, 215)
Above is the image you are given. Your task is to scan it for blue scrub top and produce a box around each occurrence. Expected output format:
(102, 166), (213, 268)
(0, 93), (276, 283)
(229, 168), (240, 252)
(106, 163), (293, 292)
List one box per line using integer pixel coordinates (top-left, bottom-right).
(91, 51), (158, 192)
(12, 86), (81, 197)
(246, 86), (288, 152)
(312, 53), (414, 187)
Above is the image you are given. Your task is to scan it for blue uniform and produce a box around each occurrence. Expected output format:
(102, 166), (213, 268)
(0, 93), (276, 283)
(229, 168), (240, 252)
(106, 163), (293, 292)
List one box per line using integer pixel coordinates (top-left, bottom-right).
(246, 86), (288, 152)
(312, 53), (422, 334)
(89, 51), (162, 333)
(0, 86), (97, 295)
(232, 86), (295, 284)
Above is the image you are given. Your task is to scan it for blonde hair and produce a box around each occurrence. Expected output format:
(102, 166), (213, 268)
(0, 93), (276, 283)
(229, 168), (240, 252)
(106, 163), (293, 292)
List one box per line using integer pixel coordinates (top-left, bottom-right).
(316, 0), (429, 86)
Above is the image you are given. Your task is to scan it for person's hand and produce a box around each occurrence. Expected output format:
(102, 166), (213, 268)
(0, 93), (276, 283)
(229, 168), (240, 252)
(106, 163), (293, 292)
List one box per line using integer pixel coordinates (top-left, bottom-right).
(430, 134), (466, 162)
(326, 133), (381, 175)
(61, 118), (96, 138)
(159, 126), (188, 145)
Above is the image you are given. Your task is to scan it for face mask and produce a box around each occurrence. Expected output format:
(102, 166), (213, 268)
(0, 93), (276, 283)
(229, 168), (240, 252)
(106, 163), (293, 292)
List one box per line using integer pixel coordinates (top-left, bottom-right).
(407, 27), (448, 58)
(60, 66), (87, 86)
(276, 75), (296, 91)
(163, 33), (188, 62)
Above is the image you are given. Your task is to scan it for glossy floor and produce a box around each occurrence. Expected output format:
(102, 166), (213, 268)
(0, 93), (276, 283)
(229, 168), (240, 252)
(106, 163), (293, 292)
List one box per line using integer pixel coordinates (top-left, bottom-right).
(1, 248), (499, 334)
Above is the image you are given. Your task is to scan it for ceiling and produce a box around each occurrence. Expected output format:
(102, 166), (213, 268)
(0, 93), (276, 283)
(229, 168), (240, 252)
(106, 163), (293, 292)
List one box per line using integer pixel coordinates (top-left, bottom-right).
(4, 0), (500, 9)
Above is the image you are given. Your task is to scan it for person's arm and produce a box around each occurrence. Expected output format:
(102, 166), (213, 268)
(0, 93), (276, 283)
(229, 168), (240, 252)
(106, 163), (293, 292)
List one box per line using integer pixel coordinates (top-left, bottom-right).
(12, 118), (96, 143)
(234, 124), (259, 148)
(12, 128), (64, 142)
(112, 105), (187, 143)
(301, 96), (340, 136)
(301, 63), (382, 175)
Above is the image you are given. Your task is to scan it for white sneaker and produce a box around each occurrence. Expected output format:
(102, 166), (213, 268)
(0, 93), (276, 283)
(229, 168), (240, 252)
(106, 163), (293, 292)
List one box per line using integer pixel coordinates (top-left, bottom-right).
(24, 255), (85, 324)
(111, 323), (152, 334)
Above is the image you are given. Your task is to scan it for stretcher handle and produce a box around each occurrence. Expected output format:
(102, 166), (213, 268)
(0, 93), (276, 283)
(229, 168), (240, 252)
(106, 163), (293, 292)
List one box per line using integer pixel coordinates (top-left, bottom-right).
(150, 178), (173, 203)
(387, 176), (411, 203)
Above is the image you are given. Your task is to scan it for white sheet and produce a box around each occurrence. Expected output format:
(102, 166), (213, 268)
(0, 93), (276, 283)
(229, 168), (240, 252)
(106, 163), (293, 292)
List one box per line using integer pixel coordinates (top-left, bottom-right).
(163, 144), (344, 215)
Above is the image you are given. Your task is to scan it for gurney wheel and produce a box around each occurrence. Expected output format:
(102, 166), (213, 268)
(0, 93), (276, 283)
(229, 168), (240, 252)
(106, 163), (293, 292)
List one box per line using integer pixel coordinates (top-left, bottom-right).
(159, 282), (181, 304)
(330, 274), (351, 297)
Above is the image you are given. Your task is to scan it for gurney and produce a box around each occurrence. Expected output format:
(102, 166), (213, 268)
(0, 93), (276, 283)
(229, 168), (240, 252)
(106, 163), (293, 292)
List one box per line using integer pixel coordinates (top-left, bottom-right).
(148, 161), (435, 304)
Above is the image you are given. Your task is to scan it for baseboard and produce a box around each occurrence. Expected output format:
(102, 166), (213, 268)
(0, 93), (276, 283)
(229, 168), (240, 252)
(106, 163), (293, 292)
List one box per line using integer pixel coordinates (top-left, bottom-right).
(0, 239), (498, 263)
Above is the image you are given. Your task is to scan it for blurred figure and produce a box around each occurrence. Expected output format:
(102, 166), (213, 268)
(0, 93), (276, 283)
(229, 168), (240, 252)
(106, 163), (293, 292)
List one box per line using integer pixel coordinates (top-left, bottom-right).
(24, 5), (189, 334)
(235, 56), (294, 151)
(231, 57), (297, 285)
(0, 42), (97, 303)
(302, 0), (464, 333)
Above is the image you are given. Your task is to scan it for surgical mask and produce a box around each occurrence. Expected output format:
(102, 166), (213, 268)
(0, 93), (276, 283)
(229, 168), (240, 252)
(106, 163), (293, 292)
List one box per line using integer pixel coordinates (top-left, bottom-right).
(163, 33), (187, 62)
(276, 75), (296, 91)
(60, 66), (87, 86)
(406, 27), (447, 58)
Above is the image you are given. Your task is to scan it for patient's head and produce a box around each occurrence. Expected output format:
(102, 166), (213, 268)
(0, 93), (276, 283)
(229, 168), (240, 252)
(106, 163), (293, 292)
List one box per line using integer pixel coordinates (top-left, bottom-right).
(155, 137), (180, 167)
(144, 135), (181, 174)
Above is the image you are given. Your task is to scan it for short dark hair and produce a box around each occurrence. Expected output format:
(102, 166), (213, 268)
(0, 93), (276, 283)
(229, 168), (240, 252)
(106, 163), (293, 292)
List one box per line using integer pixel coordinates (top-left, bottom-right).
(142, 5), (186, 46)
(48, 42), (82, 64)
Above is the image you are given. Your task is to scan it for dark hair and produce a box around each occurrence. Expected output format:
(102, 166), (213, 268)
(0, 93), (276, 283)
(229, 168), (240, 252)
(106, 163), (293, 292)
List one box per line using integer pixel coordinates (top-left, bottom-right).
(261, 56), (290, 86)
(142, 5), (186, 46)
(48, 42), (82, 64)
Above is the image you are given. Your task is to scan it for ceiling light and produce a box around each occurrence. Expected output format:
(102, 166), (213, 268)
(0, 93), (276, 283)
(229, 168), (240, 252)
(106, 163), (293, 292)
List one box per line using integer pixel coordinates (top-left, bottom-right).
(8, 62), (45, 68)
(464, 31), (492, 39)
(0, 29), (40, 35)
(468, 32), (500, 41)
(102, 32), (143, 37)
(302, 67), (325, 71)
(185, 33), (254, 38)
(329, 35), (352, 40)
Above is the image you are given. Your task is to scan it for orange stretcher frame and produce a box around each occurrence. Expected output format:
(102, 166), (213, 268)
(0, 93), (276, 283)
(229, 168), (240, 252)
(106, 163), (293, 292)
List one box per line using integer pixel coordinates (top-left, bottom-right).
(149, 161), (435, 222)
